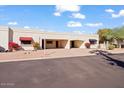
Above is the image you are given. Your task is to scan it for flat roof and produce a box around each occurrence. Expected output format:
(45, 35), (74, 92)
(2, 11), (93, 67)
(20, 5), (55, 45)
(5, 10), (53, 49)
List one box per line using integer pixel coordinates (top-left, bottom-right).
(0, 26), (98, 37)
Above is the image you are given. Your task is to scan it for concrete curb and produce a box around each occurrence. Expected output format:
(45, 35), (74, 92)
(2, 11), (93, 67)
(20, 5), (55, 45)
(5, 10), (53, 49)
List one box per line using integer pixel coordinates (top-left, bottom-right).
(0, 54), (95, 63)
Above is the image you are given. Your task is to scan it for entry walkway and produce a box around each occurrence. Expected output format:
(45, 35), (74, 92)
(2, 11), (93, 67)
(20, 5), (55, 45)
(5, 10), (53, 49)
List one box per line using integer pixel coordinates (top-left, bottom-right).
(0, 48), (95, 62)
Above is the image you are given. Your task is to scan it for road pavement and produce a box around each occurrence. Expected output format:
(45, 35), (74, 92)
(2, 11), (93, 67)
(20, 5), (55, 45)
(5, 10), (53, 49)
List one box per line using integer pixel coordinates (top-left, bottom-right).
(0, 54), (124, 88)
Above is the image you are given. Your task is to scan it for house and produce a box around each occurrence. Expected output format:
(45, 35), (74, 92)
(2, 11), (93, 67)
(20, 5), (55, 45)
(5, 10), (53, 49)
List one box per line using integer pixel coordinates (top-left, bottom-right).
(0, 26), (99, 51)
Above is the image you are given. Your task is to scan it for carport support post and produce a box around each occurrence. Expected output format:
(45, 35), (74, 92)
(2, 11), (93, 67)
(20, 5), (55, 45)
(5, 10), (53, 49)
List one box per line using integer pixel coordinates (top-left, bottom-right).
(44, 38), (46, 56)
(65, 40), (70, 49)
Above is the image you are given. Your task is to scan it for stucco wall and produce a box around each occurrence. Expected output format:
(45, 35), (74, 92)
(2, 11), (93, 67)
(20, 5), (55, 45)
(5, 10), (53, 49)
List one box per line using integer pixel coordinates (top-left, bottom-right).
(0, 26), (99, 50)
(12, 29), (42, 50)
(0, 26), (9, 50)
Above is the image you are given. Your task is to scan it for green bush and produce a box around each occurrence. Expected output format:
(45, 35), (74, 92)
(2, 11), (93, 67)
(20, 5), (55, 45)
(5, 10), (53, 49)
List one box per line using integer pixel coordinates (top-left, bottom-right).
(113, 44), (118, 48)
(108, 44), (115, 50)
(33, 42), (40, 50)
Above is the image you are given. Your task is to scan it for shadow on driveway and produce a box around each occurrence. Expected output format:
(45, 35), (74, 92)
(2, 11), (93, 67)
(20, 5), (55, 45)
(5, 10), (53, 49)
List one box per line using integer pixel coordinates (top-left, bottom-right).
(89, 50), (124, 68)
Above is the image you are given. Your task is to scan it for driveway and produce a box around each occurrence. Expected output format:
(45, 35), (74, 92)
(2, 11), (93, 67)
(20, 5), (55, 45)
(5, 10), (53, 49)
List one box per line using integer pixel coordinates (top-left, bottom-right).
(0, 48), (124, 62)
(0, 48), (95, 62)
(0, 54), (124, 88)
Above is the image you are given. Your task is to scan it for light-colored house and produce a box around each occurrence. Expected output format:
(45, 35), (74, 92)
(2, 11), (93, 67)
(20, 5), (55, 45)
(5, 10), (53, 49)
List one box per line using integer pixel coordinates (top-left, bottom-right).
(0, 26), (99, 51)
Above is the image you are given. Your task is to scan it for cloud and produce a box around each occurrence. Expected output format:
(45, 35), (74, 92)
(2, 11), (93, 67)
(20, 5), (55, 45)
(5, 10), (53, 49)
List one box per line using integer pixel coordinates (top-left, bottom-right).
(85, 22), (103, 27)
(24, 26), (30, 29)
(53, 5), (80, 16)
(8, 21), (18, 25)
(112, 9), (124, 18)
(105, 9), (114, 13)
(112, 13), (120, 18)
(119, 10), (124, 16)
(71, 13), (86, 19)
(56, 5), (80, 12)
(67, 21), (82, 27)
(105, 9), (124, 18)
(53, 12), (61, 16)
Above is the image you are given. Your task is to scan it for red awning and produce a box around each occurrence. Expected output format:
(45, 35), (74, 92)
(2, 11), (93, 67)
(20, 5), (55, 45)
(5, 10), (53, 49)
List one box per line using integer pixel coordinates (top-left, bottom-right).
(19, 37), (33, 41)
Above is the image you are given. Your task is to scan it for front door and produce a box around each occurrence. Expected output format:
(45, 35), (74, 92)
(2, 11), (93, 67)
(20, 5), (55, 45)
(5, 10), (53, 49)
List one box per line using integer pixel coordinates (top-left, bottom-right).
(42, 39), (44, 49)
(71, 41), (75, 48)
(56, 41), (59, 48)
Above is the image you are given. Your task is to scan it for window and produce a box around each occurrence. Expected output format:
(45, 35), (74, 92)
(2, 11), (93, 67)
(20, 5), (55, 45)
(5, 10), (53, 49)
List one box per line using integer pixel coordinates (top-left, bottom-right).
(21, 41), (32, 44)
(19, 37), (33, 44)
(47, 41), (53, 44)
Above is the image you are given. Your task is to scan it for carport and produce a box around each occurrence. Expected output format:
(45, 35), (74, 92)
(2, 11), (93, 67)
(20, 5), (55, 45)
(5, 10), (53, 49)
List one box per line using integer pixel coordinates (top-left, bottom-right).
(43, 39), (68, 49)
(70, 40), (84, 48)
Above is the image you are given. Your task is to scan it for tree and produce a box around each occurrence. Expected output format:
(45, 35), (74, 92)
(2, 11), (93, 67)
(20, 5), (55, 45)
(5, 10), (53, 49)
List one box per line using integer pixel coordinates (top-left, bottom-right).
(112, 26), (124, 48)
(97, 29), (112, 43)
(97, 28), (113, 49)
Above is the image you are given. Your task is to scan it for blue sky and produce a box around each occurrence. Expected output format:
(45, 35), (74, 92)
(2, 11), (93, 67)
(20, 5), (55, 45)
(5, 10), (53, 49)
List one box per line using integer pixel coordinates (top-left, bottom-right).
(0, 5), (124, 34)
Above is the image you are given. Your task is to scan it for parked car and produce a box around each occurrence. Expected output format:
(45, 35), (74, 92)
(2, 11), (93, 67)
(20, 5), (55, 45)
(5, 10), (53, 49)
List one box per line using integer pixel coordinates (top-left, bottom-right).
(0, 46), (5, 52)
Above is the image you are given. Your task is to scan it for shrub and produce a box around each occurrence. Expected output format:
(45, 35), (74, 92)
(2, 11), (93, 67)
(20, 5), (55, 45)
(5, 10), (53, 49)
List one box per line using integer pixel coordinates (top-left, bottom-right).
(113, 44), (118, 48)
(108, 44), (115, 50)
(33, 42), (40, 50)
(8, 42), (21, 51)
(85, 42), (91, 48)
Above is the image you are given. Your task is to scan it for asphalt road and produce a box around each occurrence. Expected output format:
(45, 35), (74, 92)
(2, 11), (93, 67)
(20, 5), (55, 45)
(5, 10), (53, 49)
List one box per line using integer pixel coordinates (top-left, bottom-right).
(0, 54), (124, 88)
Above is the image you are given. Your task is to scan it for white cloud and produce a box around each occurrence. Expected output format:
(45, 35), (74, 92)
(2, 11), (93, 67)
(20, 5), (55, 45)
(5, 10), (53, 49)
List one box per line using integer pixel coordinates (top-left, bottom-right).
(105, 9), (114, 13)
(53, 5), (80, 16)
(105, 9), (124, 18)
(122, 22), (124, 25)
(112, 14), (119, 18)
(56, 5), (80, 12)
(85, 22), (103, 27)
(8, 21), (18, 25)
(24, 26), (30, 29)
(53, 12), (61, 16)
(71, 13), (86, 19)
(112, 9), (124, 18)
(67, 21), (82, 27)
(119, 10), (124, 17)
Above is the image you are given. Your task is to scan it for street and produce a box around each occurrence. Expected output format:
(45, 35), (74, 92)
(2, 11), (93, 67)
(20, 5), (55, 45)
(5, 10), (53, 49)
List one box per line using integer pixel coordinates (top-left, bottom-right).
(0, 53), (124, 88)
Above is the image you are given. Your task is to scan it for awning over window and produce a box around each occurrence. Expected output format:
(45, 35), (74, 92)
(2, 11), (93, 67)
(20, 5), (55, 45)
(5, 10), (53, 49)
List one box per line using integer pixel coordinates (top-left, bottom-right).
(20, 37), (33, 41)
(89, 39), (97, 42)
(89, 39), (97, 44)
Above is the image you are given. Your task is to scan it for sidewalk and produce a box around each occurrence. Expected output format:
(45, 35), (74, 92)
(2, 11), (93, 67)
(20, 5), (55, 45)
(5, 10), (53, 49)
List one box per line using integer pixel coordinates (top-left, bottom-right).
(107, 48), (124, 54)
